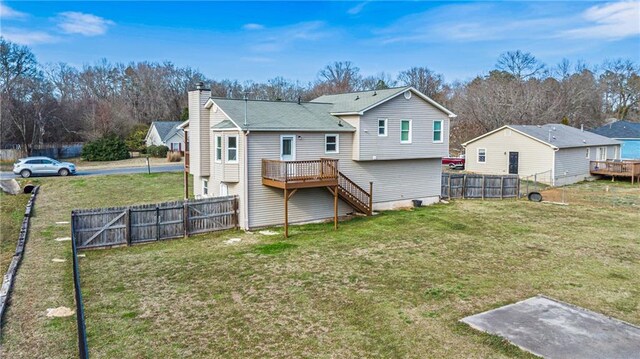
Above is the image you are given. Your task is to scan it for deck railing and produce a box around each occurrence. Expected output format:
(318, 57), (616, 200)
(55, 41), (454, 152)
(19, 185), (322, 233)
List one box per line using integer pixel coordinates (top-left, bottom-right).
(590, 160), (640, 176)
(262, 158), (339, 183)
(338, 171), (372, 213)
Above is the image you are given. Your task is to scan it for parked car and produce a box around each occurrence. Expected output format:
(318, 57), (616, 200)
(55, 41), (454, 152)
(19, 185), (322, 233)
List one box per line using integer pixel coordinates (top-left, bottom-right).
(442, 155), (465, 169)
(13, 157), (76, 178)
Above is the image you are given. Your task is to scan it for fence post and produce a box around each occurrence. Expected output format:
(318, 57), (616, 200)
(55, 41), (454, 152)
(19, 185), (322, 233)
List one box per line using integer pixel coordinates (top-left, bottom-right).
(462, 175), (466, 199)
(183, 201), (189, 237)
(481, 176), (485, 200)
(500, 177), (504, 200)
(448, 174), (451, 199)
(126, 208), (131, 246)
(156, 205), (160, 241)
(516, 178), (521, 200)
(233, 197), (239, 229)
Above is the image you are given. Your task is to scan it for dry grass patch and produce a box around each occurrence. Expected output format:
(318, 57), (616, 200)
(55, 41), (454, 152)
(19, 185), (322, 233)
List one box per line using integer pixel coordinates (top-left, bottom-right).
(78, 181), (639, 358)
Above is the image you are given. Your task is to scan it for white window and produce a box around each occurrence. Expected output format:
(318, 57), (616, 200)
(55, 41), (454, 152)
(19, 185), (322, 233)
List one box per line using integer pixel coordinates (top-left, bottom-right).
(325, 134), (339, 153)
(226, 135), (238, 163)
(219, 183), (228, 196)
(378, 118), (387, 136)
(202, 179), (208, 195)
(400, 120), (412, 144)
(170, 142), (181, 151)
(433, 120), (443, 143)
(585, 148), (590, 159)
(215, 135), (222, 162)
(597, 147), (606, 161)
(477, 148), (486, 163)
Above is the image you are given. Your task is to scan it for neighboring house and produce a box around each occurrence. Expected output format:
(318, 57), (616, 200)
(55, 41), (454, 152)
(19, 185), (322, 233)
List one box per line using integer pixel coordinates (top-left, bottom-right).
(589, 120), (640, 160)
(145, 121), (185, 151)
(462, 124), (621, 186)
(185, 84), (456, 231)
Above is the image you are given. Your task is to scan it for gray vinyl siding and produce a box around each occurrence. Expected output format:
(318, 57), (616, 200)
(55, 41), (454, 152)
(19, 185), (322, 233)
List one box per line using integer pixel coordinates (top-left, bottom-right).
(554, 145), (621, 185)
(357, 93), (449, 161)
(246, 131), (442, 229)
(464, 128), (555, 178)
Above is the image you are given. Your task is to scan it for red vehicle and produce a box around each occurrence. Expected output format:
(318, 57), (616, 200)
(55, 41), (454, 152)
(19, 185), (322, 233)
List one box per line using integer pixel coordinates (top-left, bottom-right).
(442, 156), (465, 169)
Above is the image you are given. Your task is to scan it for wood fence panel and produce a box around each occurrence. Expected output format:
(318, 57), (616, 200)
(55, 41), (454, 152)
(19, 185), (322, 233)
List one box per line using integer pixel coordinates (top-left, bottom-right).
(73, 196), (237, 250)
(441, 174), (519, 200)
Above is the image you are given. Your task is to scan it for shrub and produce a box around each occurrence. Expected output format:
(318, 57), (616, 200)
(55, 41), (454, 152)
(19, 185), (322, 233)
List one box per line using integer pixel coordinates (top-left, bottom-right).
(81, 135), (130, 161)
(125, 124), (149, 152)
(146, 145), (169, 158)
(166, 151), (182, 162)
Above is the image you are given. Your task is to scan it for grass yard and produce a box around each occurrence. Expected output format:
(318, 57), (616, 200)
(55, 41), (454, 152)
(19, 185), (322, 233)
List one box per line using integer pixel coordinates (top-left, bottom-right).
(0, 189), (30, 275)
(76, 180), (638, 358)
(0, 173), (191, 358)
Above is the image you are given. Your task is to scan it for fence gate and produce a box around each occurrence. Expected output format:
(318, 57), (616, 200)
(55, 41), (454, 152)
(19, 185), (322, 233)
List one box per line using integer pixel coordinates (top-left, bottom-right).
(72, 196), (238, 250)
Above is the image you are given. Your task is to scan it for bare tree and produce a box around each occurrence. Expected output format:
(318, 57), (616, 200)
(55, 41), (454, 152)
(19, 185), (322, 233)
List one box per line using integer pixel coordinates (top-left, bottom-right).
(599, 59), (640, 120)
(361, 72), (397, 91)
(397, 66), (447, 101)
(496, 50), (545, 80)
(317, 61), (362, 93)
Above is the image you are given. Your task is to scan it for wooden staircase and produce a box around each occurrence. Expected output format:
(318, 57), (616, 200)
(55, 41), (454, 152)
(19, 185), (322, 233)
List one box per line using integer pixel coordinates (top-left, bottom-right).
(336, 172), (372, 215)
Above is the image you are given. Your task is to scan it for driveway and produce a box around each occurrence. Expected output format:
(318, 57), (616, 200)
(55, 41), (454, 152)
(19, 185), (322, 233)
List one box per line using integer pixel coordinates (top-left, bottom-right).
(0, 164), (183, 180)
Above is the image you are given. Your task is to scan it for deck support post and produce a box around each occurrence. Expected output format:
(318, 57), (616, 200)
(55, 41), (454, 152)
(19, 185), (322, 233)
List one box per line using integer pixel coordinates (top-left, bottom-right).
(334, 185), (338, 230)
(183, 168), (189, 200)
(284, 188), (289, 238)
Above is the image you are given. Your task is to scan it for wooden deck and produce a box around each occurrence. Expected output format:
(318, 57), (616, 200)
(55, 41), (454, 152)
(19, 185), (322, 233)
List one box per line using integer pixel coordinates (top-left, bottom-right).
(262, 158), (339, 189)
(590, 160), (640, 184)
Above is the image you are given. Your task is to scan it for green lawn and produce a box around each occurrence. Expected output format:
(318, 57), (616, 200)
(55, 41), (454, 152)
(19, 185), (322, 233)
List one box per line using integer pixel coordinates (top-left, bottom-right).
(78, 181), (637, 358)
(0, 190), (30, 276)
(0, 173), (192, 358)
(1, 175), (638, 358)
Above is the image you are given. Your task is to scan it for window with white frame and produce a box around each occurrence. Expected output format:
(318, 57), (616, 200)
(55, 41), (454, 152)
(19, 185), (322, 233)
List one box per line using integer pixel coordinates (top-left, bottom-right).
(378, 118), (387, 136)
(585, 148), (590, 159)
(400, 120), (412, 143)
(597, 146), (606, 161)
(226, 135), (238, 163)
(433, 120), (443, 143)
(215, 135), (222, 162)
(325, 134), (339, 153)
(477, 148), (486, 163)
(170, 142), (181, 151)
(203, 179), (208, 195)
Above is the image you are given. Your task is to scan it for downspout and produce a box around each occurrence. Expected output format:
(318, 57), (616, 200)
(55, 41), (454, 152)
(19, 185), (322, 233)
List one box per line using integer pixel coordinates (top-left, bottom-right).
(552, 147), (559, 186)
(243, 130), (250, 230)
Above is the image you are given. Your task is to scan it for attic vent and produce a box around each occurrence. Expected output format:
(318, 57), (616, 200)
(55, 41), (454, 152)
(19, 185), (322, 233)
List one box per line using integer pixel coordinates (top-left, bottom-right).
(404, 91), (412, 100)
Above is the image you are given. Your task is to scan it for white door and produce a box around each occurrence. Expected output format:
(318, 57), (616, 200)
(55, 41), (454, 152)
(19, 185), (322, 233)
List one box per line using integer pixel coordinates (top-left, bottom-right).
(596, 147), (607, 161)
(219, 183), (228, 196)
(280, 135), (295, 161)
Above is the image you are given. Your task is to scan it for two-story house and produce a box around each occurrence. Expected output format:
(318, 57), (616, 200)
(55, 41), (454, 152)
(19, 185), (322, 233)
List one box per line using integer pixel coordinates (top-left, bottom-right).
(184, 83), (455, 235)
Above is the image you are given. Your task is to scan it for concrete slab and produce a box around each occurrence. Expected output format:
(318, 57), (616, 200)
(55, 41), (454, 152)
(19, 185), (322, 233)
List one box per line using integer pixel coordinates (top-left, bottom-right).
(461, 295), (640, 359)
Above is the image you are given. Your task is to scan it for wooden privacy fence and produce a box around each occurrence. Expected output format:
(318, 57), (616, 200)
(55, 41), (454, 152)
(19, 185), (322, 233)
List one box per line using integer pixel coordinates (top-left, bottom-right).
(441, 173), (519, 199)
(72, 196), (238, 250)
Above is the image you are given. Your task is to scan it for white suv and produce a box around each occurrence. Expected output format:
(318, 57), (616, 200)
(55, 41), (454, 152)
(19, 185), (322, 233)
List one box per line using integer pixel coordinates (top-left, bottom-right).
(13, 157), (76, 178)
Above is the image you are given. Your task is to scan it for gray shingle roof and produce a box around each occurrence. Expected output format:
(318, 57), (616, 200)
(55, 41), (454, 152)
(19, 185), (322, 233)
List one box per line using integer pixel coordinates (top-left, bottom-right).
(211, 120), (237, 130)
(510, 124), (621, 148)
(311, 87), (410, 114)
(589, 120), (640, 139)
(210, 98), (355, 132)
(152, 121), (182, 141)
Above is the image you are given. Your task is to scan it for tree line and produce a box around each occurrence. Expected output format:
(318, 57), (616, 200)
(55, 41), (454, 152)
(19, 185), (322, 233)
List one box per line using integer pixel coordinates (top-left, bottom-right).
(1, 37), (639, 154)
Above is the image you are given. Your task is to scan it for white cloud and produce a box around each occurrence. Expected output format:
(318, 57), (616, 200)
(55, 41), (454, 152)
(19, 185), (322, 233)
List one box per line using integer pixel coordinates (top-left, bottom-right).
(243, 23), (264, 31)
(57, 11), (114, 36)
(561, 1), (640, 40)
(347, 2), (369, 15)
(249, 21), (331, 53)
(2, 28), (58, 45)
(0, 2), (27, 19)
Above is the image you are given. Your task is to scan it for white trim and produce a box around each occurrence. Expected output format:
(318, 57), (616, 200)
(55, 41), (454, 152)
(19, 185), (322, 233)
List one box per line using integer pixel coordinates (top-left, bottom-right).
(377, 118), (388, 137)
(400, 119), (412, 144)
(202, 179), (209, 196)
(325, 134), (339, 154)
(329, 86), (456, 118)
(226, 135), (238, 163)
(214, 135), (222, 163)
(177, 120), (189, 130)
(280, 135), (296, 161)
(585, 147), (590, 159)
(477, 148), (486, 163)
(433, 120), (444, 143)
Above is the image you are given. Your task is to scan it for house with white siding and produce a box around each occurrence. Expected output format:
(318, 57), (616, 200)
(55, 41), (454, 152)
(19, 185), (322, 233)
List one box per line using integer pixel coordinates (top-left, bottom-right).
(145, 121), (185, 151)
(461, 124), (621, 186)
(184, 83), (456, 235)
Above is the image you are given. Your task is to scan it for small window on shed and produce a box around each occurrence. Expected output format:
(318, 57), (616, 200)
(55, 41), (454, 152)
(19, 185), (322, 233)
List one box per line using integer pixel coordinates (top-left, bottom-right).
(478, 148), (486, 163)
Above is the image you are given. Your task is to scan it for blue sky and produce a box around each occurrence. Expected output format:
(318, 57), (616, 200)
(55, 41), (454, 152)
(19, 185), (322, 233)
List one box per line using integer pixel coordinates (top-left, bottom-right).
(1, 1), (639, 83)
